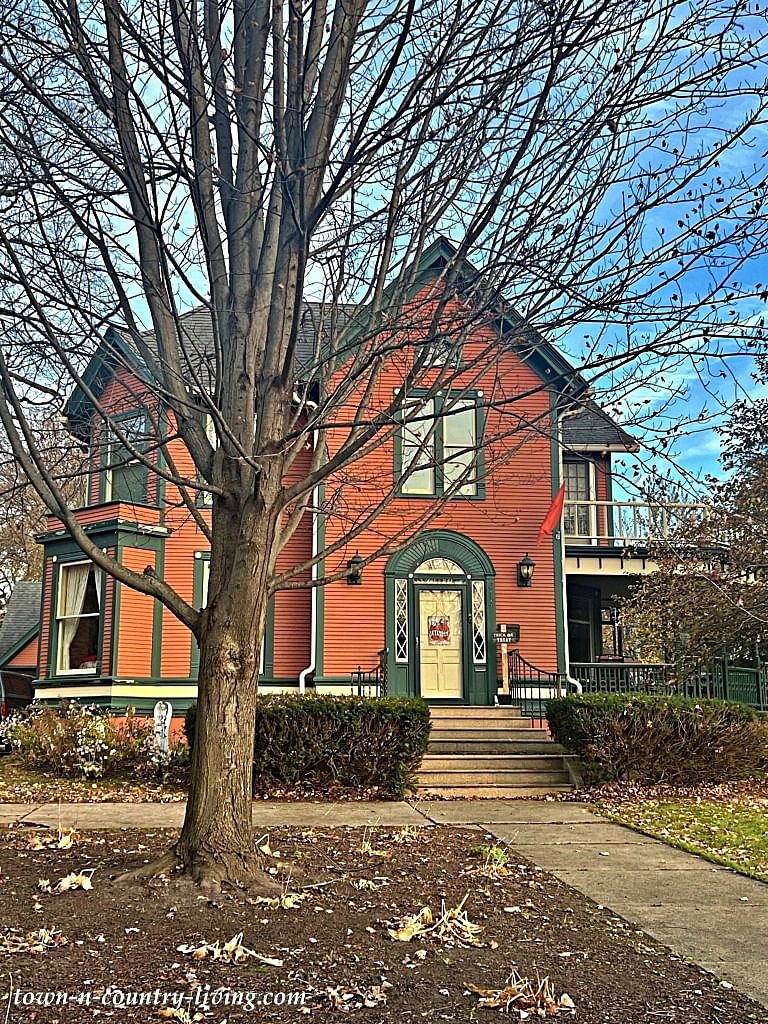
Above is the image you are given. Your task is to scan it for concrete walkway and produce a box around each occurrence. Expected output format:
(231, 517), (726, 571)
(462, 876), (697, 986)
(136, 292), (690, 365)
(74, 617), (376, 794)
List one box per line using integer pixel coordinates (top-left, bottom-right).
(3, 799), (766, 1006)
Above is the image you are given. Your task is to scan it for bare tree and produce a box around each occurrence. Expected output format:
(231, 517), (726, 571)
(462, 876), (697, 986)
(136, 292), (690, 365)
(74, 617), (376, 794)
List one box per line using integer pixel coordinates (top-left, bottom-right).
(0, 416), (86, 611)
(0, 0), (767, 886)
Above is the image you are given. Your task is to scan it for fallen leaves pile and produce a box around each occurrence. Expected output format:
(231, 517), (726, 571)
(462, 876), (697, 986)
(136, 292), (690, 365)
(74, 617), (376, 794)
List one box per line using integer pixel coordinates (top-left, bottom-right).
(386, 895), (495, 949)
(0, 927), (67, 955)
(319, 982), (392, 1011)
(468, 972), (576, 1019)
(28, 827), (82, 850)
(38, 870), (94, 893)
(249, 891), (307, 910)
(176, 932), (283, 967)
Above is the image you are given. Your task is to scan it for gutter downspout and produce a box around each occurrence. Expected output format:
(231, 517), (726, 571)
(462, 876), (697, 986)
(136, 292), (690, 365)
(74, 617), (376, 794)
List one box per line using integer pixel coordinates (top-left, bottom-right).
(559, 405), (582, 695)
(298, 431), (320, 695)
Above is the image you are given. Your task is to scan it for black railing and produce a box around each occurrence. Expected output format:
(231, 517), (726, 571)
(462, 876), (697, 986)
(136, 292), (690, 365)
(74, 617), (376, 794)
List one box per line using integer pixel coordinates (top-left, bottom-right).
(570, 661), (675, 694)
(350, 649), (388, 698)
(506, 650), (569, 722)
(571, 659), (768, 712)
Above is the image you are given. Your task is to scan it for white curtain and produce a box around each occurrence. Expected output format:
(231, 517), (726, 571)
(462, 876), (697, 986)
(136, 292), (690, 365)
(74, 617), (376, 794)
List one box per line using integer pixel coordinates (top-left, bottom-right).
(59, 565), (90, 671)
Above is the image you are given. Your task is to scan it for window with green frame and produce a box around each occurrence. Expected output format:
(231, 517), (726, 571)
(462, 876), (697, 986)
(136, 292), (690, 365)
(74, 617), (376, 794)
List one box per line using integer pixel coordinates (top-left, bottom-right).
(395, 392), (484, 498)
(101, 411), (150, 504)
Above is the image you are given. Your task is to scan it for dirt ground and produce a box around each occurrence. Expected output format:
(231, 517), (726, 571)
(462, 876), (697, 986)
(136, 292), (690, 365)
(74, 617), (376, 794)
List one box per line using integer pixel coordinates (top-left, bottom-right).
(0, 824), (764, 1023)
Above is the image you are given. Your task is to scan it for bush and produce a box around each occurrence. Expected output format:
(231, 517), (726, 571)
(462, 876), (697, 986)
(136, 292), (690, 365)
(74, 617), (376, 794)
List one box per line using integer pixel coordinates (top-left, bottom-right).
(185, 694), (431, 798)
(546, 693), (768, 785)
(0, 702), (154, 779)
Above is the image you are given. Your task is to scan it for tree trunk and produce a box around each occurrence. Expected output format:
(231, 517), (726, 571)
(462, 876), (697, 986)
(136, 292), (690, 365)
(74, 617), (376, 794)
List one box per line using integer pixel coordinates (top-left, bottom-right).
(174, 613), (263, 889)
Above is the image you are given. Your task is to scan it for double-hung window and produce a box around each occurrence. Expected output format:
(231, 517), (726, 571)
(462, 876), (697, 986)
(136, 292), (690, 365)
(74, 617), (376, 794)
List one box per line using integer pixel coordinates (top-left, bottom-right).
(563, 461), (595, 538)
(397, 394), (481, 498)
(103, 412), (150, 503)
(55, 562), (101, 674)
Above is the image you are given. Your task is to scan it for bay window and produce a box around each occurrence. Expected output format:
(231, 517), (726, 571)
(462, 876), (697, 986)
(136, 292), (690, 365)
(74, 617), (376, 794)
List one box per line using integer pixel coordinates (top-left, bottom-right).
(55, 562), (101, 674)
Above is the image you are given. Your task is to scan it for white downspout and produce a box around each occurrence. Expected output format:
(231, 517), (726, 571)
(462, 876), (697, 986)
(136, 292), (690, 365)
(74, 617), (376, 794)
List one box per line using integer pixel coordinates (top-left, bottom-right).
(298, 432), (320, 695)
(558, 407), (582, 695)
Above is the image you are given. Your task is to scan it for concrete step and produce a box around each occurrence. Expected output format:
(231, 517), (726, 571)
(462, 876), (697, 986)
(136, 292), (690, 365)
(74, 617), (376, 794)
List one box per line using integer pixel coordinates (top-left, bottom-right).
(428, 706), (525, 719)
(428, 717), (533, 730)
(417, 769), (571, 786)
(417, 784), (574, 798)
(427, 739), (567, 755)
(420, 754), (567, 772)
(429, 726), (547, 740)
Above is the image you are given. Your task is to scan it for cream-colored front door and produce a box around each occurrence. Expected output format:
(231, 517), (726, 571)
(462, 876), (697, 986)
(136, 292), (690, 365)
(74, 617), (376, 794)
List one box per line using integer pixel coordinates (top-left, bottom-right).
(418, 589), (463, 699)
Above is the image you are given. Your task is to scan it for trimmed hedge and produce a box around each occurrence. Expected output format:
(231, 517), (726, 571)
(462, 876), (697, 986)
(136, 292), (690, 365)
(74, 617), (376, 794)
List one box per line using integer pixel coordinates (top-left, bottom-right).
(546, 692), (768, 785)
(184, 694), (431, 798)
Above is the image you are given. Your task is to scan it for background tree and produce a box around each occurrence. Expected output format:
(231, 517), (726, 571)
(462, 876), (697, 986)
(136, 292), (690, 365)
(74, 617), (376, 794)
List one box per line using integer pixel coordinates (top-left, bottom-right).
(621, 374), (768, 664)
(0, 416), (86, 616)
(1, 0), (768, 886)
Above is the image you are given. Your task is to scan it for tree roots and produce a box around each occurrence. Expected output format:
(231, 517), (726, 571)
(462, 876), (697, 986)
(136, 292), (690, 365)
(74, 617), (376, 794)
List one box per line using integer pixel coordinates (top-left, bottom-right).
(112, 844), (282, 894)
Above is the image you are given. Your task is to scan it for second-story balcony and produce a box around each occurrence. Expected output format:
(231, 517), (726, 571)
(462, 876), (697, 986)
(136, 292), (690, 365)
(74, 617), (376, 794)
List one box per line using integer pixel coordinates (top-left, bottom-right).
(564, 499), (715, 575)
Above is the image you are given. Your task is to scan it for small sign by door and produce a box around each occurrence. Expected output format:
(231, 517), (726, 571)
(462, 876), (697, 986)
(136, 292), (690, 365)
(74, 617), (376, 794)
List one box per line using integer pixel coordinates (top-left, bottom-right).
(427, 615), (451, 646)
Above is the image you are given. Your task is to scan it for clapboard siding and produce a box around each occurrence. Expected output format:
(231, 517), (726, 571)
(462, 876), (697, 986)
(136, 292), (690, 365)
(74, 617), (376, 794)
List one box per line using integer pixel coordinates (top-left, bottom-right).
(115, 546), (156, 678)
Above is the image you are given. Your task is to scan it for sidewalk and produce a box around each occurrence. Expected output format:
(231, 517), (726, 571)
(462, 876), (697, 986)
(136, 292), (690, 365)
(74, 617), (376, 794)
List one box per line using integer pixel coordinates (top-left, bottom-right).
(3, 799), (766, 1006)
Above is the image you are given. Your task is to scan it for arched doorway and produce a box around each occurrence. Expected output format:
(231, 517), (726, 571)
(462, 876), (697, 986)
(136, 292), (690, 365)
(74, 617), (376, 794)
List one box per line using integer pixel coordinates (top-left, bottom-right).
(384, 531), (496, 704)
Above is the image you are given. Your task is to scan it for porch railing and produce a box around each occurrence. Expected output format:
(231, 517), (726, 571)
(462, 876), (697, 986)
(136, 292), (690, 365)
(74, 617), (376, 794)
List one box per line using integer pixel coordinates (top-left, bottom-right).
(571, 659), (768, 712)
(570, 661), (675, 693)
(506, 650), (569, 722)
(350, 649), (388, 698)
(564, 500), (712, 546)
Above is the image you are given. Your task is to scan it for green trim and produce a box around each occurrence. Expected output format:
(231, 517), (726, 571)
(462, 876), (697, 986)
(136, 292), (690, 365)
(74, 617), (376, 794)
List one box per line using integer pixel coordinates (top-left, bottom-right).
(551, 394), (566, 674)
(383, 530), (496, 705)
(98, 409), (150, 505)
(190, 553), (207, 676)
(394, 390), (486, 501)
(110, 543), (121, 678)
(155, 404), (169, 521)
(151, 543), (164, 679)
(190, 552), (274, 678)
(37, 515), (169, 547)
(385, 529), (495, 578)
(46, 553), (104, 680)
(0, 624), (39, 670)
(109, 531), (163, 679)
(63, 327), (146, 435)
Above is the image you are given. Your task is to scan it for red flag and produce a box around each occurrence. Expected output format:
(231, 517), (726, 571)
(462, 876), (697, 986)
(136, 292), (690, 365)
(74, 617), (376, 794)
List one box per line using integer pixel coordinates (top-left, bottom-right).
(537, 482), (566, 544)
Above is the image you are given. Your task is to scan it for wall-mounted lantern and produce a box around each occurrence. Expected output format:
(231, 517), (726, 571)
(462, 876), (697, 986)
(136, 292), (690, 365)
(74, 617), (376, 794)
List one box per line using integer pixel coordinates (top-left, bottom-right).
(516, 553), (536, 588)
(346, 551), (364, 585)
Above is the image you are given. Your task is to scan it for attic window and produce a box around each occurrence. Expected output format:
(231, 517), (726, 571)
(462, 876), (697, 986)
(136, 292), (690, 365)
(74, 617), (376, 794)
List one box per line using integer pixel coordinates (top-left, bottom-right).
(417, 333), (462, 370)
(103, 411), (150, 504)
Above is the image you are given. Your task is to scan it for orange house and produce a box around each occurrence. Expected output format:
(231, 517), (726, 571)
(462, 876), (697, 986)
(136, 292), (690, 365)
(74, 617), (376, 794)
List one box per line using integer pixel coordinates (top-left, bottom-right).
(28, 239), (651, 715)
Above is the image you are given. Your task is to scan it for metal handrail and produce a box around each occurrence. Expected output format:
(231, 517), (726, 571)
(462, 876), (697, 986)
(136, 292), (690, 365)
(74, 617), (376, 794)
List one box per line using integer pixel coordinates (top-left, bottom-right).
(506, 650), (569, 723)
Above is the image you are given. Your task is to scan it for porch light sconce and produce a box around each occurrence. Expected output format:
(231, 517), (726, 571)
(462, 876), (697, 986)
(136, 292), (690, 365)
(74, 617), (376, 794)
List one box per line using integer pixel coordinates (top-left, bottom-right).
(517, 553), (536, 588)
(346, 551), (364, 585)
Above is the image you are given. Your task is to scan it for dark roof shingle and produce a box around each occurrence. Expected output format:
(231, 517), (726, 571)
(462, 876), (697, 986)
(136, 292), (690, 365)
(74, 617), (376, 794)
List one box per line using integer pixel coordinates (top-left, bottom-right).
(0, 581), (41, 662)
(562, 402), (638, 452)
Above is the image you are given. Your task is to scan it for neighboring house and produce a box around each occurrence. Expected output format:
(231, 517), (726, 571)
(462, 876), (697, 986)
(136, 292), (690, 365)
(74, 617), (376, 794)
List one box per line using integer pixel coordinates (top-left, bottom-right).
(20, 239), (702, 714)
(0, 581), (41, 708)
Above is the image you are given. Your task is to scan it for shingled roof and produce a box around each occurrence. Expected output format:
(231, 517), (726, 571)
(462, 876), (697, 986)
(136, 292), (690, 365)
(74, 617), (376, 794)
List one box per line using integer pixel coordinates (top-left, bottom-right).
(0, 581), (41, 663)
(562, 402), (639, 453)
(114, 302), (362, 392)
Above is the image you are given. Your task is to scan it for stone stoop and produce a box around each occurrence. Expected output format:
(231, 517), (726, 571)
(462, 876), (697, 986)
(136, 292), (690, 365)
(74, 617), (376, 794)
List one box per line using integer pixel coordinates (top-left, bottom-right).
(417, 705), (576, 798)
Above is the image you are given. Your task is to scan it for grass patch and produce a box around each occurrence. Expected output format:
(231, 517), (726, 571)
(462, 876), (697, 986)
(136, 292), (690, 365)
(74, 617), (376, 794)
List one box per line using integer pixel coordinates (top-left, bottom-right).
(595, 783), (768, 882)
